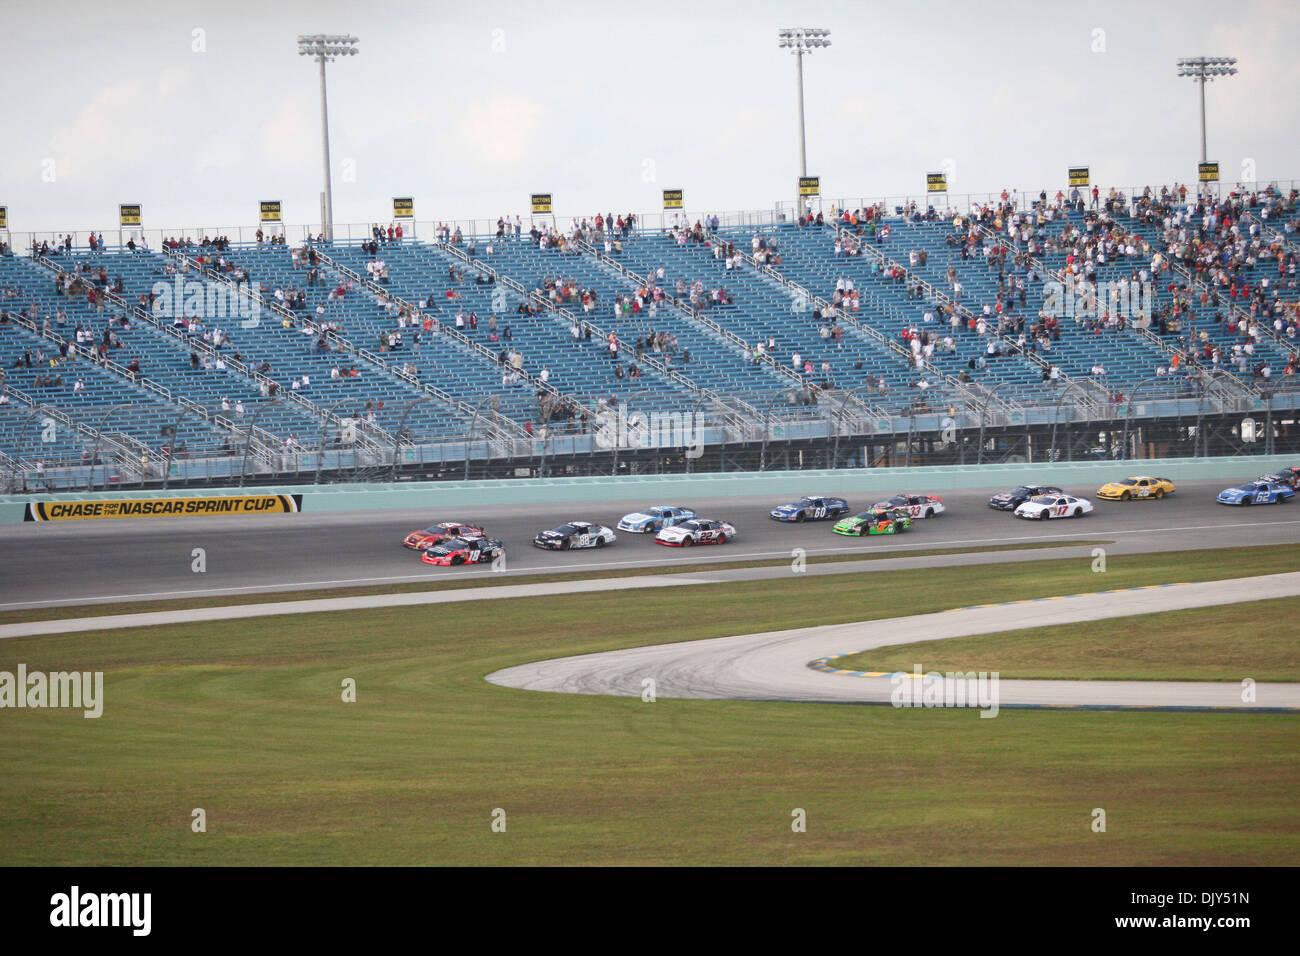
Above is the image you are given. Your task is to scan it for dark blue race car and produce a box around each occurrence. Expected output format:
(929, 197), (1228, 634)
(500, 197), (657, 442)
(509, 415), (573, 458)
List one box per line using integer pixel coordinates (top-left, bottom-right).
(1216, 480), (1295, 506)
(769, 495), (850, 522)
(988, 485), (1065, 511)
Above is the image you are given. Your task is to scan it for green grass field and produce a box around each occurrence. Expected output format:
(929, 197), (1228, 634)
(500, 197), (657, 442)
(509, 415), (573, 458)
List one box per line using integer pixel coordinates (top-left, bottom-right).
(832, 596), (1300, 682)
(1, 544), (1297, 865)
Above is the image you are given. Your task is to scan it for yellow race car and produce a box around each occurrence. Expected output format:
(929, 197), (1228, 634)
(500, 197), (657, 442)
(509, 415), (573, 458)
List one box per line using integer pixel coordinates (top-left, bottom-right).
(1096, 475), (1176, 501)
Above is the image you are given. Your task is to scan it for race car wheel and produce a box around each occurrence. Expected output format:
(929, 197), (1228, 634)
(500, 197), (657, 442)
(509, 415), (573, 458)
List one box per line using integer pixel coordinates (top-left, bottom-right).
(1279, 495), (1288, 503)
(1154, 489), (1164, 499)
(681, 537), (693, 547)
(561, 539), (571, 549)
(1073, 508), (1082, 518)
(925, 508), (935, 519)
(1038, 510), (1050, 521)
(451, 555), (464, 565)
(795, 512), (805, 522)
(595, 537), (606, 548)
(1121, 492), (1131, 501)
(716, 534), (727, 544)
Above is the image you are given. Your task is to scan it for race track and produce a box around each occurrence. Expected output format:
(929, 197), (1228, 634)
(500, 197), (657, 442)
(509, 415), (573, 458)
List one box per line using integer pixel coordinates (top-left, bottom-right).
(3, 478), (1300, 608)
(487, 573), (1300, 711)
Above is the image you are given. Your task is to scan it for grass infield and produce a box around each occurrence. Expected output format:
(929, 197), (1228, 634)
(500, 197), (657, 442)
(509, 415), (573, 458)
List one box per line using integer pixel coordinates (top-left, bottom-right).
(0, 542), (1297, 865)
(831, 595), (1300, 682)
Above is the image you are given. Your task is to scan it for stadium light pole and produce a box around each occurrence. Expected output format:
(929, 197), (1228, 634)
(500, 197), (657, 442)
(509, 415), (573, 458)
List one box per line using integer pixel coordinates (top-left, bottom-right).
(1176, 56), (1238, 164)
(778, 28), (831, 215)
(298, 34), (359, 243)
(88, 402), (132, 492)
(1121, 375), (1167, 461)
(391, 395), (429, 481)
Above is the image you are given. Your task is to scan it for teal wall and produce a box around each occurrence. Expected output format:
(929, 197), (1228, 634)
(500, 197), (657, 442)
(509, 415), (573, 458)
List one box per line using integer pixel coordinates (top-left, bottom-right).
(2, 455), (1296, 522)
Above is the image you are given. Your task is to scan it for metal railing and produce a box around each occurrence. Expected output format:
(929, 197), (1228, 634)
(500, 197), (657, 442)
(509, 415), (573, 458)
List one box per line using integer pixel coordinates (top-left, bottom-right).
(434, 237), (763, 435)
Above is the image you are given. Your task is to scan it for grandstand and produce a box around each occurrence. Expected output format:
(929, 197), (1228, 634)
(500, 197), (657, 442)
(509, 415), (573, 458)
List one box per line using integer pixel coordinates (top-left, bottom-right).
(3, 181), (1298, 490)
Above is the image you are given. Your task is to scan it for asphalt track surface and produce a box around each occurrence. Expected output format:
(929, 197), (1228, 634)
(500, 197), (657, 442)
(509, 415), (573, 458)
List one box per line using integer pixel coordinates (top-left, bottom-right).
(4, 478), (1300, 608)
(487, 573), (1300, 711)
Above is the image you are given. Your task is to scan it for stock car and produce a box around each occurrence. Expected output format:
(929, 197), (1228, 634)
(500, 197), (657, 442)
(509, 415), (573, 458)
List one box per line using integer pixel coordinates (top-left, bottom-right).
(1216, 479), (1295, 506)
(832, 508), (913, 536)
(1014, 494), (1094, 520)
(617, 505), (697, 533)
(420, 536), (505, 566)
(987, 485), (1065, 511)
(402, 521), (484, 550)
(869, 493), (945, 519)
(655, 518), (736, 547)
(532, 521), (617, 550)
(1259, 467), (1300, 490)
(1096, 476), (1176, 501)
(769, 496), (850, 522)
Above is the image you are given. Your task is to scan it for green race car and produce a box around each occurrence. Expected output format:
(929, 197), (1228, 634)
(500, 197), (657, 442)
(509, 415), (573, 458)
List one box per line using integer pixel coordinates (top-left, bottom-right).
(832, 508), (913, 536)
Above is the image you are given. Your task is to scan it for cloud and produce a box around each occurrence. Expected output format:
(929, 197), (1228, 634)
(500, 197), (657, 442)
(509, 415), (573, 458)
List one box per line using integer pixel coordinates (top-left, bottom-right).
(256, 93), (318, 173)
(451, 94), (546, 168)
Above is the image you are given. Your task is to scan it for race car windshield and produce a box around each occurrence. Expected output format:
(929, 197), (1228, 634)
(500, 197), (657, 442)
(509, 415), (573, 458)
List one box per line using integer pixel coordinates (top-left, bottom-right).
(1116, 479), (1137, 486)
(677, 521), (700, 531)
(552, 525), (582, 535)
(439, 538), (472, 550)
(1011, 487), (1034, 496)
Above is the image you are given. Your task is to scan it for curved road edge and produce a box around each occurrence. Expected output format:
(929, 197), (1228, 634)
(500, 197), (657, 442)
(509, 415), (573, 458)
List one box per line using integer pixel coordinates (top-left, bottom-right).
(486, 573), (1300, 711)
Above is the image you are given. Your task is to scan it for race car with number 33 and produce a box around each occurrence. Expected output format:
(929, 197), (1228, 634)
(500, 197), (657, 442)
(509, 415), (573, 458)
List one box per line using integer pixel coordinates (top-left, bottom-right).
(869, 493), (945, 518)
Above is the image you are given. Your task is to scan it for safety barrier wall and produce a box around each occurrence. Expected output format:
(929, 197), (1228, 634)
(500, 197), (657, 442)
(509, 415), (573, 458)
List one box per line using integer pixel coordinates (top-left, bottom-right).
(2, 454), (1297, 522)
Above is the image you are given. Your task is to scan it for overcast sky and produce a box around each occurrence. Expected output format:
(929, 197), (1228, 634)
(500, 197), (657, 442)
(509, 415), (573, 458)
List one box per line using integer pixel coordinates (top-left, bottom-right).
(4, 0), (1297, 234)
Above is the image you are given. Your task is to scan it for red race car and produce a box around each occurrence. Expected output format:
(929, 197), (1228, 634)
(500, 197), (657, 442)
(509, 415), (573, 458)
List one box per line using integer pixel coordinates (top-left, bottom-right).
(403, 521), (484, 551)
(420, 536), (505, 566)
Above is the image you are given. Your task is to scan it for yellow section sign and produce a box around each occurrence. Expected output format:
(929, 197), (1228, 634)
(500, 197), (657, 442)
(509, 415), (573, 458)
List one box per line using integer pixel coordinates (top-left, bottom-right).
(926, 172), (947, 192)
(0, 206), (7, 229)
(1198, 162), (1219, 183)
(1068, 166), (1090, 187)
(798, 176), (820, 197)
(119, 204), (142, 226)
(663, 189), (683, 209)
(25, 494), (303, 521)
(393, 196), (414, 219)
(531, 193), (552, 214)
(259, 201), (282, 223)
